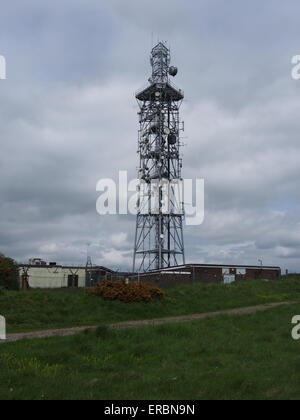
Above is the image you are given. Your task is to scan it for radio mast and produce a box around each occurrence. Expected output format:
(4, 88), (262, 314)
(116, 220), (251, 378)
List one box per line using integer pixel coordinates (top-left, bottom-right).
(133, 42), (185, 272)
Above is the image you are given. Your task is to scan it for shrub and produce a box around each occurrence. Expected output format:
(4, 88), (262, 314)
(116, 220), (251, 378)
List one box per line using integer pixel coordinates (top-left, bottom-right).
(0, 254), (19, 290)
(88, 279), (164, 303)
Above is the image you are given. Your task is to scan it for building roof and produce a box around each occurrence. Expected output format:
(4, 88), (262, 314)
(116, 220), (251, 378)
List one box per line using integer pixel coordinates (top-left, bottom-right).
(19, 264), (114, 272)
(146, 263), (281, 273)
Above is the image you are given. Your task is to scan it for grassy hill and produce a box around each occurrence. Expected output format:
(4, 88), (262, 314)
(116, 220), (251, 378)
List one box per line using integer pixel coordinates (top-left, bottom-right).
(1, 301), (300, 400)
(1, 275), (300, 334)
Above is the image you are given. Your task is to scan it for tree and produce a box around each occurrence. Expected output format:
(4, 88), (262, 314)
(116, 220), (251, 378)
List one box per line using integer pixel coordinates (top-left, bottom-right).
(0, 254), (19, 290)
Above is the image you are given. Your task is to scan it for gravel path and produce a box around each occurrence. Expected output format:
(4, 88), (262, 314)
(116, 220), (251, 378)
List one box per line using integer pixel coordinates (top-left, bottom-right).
(1, 301), (297, 343)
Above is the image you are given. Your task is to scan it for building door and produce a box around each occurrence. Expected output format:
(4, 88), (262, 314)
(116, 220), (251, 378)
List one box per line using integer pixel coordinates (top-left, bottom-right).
(68, 275), (79, 288)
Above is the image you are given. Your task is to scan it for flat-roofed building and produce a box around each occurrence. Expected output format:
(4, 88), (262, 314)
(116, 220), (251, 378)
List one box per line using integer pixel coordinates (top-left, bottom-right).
(18, 262), (115, 290)
(130, 264), (281, 289)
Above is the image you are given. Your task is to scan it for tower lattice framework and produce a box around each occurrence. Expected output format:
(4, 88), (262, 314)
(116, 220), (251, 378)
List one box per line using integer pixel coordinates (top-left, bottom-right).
(133, 42), (185, 272)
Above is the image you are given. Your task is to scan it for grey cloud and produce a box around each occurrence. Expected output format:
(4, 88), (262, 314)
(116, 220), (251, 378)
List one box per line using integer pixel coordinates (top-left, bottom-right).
(1, 0), (300, 272)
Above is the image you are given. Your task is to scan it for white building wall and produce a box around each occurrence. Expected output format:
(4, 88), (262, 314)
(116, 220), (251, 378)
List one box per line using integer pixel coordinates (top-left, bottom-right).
(19, 266), (86, 289)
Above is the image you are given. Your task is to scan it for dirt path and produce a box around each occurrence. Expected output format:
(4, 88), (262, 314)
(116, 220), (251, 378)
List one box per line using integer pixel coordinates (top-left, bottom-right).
(1, 301), (297, 343)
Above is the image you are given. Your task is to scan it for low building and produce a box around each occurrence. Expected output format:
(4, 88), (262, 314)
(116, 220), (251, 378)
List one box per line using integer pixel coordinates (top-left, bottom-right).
(18, 261), (281, 290)
(130, 264), (281, 289)
(18, 263), (120, 290)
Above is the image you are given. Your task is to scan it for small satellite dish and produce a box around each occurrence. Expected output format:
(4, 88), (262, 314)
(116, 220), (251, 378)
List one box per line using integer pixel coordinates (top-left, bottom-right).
(168, 133), (177, 145)
(169, 66), (178, 77)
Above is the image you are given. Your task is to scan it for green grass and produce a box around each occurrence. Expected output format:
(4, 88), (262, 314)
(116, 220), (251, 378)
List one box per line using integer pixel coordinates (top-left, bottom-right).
(1, 276), (300, 333)
(1, 302), (300, 400)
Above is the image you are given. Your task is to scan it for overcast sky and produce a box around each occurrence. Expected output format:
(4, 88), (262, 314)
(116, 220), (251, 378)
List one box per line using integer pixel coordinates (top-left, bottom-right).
(1, 0), (300, 272)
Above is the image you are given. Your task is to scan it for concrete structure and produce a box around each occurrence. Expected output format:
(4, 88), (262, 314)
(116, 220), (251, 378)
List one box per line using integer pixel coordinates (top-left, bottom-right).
(130, 263), (281, 289)
(18, 263), (129, 290)
(19, 264), (87, 289)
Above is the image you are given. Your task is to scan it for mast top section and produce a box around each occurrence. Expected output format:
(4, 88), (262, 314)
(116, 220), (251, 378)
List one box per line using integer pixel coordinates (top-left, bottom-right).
(136, 42), (184, 102)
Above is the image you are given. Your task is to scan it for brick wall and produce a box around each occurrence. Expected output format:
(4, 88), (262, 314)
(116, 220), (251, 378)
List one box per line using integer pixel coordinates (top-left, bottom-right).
(132, 265), (281, 289)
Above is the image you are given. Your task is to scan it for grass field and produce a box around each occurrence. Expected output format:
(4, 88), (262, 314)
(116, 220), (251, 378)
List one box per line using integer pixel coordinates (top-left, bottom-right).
(0, 302), (300, 400)
(1, 276), (300, 334)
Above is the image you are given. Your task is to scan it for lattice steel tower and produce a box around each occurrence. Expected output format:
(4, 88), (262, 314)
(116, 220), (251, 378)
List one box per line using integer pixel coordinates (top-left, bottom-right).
(133, 42), (185, 272)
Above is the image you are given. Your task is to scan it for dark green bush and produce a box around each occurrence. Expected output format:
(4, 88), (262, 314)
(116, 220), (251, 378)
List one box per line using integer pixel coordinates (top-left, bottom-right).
(0, 254), (19, 290)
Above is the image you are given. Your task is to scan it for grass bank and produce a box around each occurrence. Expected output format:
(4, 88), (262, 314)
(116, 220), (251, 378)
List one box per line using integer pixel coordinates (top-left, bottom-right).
(0, 302), (300, 400)
(1, 276), (300, 334)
